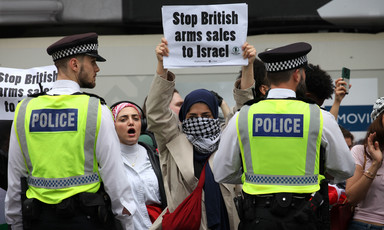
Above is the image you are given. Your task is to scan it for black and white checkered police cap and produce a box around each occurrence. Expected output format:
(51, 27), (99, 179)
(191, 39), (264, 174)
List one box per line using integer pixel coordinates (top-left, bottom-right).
(258, 42), (312, 72)
(371, 97), (384, 120)
(47, 32), (106, 62)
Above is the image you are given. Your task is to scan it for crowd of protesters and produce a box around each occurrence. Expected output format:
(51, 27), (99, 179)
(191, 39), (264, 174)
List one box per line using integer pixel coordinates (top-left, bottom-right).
(0, 32), (383, 230)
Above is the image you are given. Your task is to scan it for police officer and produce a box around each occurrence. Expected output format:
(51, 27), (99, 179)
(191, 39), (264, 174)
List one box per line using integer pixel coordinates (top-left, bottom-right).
(5, 33), (136, 230)
(213, 42), (356, 229)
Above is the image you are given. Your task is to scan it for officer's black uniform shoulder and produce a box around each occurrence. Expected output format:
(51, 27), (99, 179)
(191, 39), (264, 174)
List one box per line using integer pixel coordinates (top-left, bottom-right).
(73, 92), (107, 105)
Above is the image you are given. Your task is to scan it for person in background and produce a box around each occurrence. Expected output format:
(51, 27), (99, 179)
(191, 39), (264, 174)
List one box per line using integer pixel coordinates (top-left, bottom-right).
(218, 57), (270, 127)
(140, 89), (184, 150)
(142, 89), (184, 117)
(209, 90), (231, 128)
(237, 57), (270, 101)
(346, 97), (384, 229)
(305, 63), (351, 120)
(111, 101), (167, 230)
(146, 37), (256, 230)
(213, 42), (355, 230)
(340, 125), (355, 150)
(304, 63), (335, 106)
(5, 33), (136, 230)
(327, 124), (355, 230)
(304, 63), (354, 182)
(330, 77), (352, 120)
(304, 63), (355, 230)
(168, 89), (184, 116)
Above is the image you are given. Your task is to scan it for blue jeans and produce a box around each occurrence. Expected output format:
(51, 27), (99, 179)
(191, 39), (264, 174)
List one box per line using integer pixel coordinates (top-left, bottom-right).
(348, 220), (384, 230)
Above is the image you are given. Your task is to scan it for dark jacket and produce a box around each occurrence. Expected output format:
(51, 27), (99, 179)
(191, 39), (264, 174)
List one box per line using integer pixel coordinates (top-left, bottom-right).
(138, 141), (167, 210)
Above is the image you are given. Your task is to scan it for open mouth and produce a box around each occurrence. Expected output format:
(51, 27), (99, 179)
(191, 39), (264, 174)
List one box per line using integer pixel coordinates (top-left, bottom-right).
(128, 128), (136, 135)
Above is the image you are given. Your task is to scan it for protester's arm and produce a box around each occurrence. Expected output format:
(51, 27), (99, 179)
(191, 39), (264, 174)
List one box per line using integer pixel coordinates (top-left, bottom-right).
(240, 42), (256, 90)
(346, 134), (382, 205)
(146, 38), (180, 152)
(156, 37), (169, 78)
(210, 90), (231, 120)
(5, 122), (26, 230)
(330, 78), (351, 120)
(96, 105), (136, 218)
(322, 110), (355, 183)
(229, 43), (257, 121)
(220, 100), (231, 121)
(213, 112), (243, 184)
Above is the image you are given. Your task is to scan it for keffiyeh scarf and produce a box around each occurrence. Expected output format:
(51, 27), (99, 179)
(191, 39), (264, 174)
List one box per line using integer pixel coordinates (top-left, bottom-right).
(182, 117), (221, 154)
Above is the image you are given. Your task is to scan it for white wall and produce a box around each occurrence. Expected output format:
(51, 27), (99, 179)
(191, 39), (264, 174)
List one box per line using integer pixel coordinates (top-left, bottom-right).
(1, 32), (383, 105)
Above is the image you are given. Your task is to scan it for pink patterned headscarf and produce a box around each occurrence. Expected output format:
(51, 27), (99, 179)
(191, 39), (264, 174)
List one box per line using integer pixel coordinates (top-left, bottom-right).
(111, 102), (141, 121)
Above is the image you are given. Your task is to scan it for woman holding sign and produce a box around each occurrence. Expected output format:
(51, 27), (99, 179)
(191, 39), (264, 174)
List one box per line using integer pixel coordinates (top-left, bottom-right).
(145, 37), (256, 230)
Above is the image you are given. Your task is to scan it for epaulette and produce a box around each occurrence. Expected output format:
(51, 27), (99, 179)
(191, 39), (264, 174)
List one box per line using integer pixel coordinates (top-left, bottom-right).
(28, 91), (48, 98)
(243, 97), (264, 106)
(242, 95), (318, 108)
(294, 95), (317, 104)
(72, 92), (107, 105)
(27, 91), (106, 106)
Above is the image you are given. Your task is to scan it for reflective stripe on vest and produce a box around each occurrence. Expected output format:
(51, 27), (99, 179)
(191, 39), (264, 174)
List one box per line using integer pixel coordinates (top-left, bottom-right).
(16, 96), (100, 189)
(236, 99), (323, 194)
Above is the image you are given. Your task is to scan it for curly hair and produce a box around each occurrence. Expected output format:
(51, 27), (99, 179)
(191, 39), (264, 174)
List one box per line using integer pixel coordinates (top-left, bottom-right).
(305, 64), (334, 101)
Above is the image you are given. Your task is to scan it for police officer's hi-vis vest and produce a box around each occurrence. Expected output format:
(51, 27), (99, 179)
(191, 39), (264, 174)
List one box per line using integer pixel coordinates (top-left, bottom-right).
(236, 99), (323, 195)
(14, 94), (102, 204)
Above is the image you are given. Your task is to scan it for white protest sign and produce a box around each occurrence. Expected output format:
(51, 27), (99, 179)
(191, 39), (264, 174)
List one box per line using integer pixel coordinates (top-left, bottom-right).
(0, 65), (57, 120)
(162, 3), (248, 68)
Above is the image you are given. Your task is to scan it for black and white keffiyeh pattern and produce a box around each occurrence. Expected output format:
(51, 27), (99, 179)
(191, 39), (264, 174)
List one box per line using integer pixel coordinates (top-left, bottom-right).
(371, 97), (384, 120)
(182, 117), (221, 154)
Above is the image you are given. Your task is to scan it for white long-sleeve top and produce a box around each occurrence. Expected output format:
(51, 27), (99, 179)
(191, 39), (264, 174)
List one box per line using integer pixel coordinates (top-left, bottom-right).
(5, 80), (136, 230)
(120, 143), (161, 230)
(213, 88), (356, 185)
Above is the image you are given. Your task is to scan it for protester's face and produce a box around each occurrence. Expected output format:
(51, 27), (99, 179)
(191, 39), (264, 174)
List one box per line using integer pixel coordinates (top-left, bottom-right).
(170, 92), (183, 115)
(259, 84), (270, 97)
(114, 107), (142, 146)
(345, 137), (353, 149)
(186, 102), (213, 119)
(77, 56), (100, 89)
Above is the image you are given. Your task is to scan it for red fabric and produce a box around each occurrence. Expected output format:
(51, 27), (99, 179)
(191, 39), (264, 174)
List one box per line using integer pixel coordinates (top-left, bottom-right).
(328, 184), (347, 205)
(338, 193), (347, 204)
(330, 202), (354, 230)
(328, 185), (339, 205)
(146, 203), (163, 223)
(329, 184), (353, 230)
(161, 164), (206, 230)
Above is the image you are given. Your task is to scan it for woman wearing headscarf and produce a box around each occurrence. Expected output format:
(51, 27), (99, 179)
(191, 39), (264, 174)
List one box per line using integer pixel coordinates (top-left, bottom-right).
(146, 37), (256, 230)
(346, 97), (384, 229)
(111, 102), (167, 229)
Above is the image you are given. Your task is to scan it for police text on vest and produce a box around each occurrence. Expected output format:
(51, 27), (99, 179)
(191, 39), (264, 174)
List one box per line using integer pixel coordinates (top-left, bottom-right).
(29, 109), (78, 132)
(253, 114), (303, 137)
